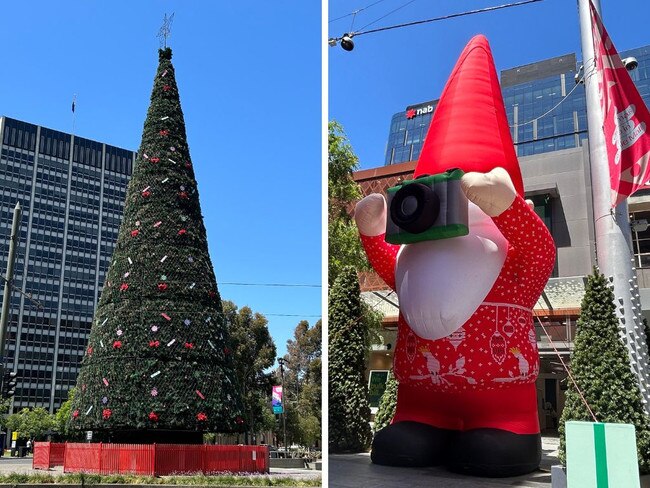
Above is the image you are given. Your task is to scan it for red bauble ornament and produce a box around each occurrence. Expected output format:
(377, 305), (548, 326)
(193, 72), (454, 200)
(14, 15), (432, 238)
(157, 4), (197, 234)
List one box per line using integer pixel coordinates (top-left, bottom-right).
(159, 129), (169, 137)
(120, 283), (129, 292)
(185, 162), (192, 169)
(87, 346), (93, 356)
(406, 331), (417, 362)
(208, 290), (217, 299)
(235, 416), (244, 425)
(142, 190), (151, 198)
(149, 411), (159, 422)
(158, 283), (168, 292)
(177, 229), (187, 236)
(102, 409), (112, 420)
(149, 340), (160, 348)
(197, 412), (207, 421)
(223, 347), (231, 355)
(184, 342), (194, 349)
(150, 157), (160, 164)
(178, 191), (188, 199)
(163, 85), (171, 91)
(490, 330), (507, 365)
(113, 340), (122, 349)
(72, 410), (79, 419)
(130, 229), (139, 237)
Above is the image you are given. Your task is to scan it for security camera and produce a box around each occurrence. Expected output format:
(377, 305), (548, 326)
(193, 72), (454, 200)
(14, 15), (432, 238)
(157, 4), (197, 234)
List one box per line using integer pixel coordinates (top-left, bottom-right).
(574, 73), (584, 85)
(632, 219), (649, 232)
(623, 57), (638, 71)
(341, 34), (355, 51)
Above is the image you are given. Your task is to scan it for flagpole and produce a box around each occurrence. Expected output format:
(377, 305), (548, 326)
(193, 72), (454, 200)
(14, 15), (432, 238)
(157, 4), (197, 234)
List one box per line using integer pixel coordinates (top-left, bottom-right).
(578, 0), (650, 409)
(71, 94), (76, 136)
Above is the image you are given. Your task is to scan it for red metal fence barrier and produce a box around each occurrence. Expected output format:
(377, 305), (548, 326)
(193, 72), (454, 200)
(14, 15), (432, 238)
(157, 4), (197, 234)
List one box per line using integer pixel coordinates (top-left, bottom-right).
(32, 442), (50, 470)
(34, 442), (269, 475)
(33, 442), (66, 469)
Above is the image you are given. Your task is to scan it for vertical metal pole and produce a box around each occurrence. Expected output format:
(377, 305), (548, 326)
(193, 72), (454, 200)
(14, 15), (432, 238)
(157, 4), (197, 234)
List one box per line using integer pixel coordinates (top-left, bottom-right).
(278, 358), (287, 455)
(578, 0), (650, 408)
(0, 202), (22, 366)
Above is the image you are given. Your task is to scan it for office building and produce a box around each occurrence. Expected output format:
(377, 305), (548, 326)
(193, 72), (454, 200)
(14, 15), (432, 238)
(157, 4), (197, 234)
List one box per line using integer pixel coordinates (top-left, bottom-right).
(0, 116), (134, 412)
(384, 45), (650, 164)
(362, 44), (650, 429)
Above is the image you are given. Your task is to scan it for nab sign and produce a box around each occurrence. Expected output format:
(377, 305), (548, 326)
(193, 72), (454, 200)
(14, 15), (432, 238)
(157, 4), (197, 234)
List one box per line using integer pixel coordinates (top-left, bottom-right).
(405, 100), (437, 120)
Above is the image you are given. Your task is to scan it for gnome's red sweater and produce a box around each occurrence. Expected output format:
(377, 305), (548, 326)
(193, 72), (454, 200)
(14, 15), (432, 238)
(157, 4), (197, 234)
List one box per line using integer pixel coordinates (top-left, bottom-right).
(361, 196), (555, 434)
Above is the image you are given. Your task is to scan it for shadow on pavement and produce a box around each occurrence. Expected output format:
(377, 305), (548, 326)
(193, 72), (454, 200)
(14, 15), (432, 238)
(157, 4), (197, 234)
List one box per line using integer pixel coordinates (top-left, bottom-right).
(330, 435), (559, 488)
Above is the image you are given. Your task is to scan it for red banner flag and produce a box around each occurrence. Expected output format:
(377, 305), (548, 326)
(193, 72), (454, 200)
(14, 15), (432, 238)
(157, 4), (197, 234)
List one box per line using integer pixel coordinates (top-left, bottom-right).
(590, 1), (650, 206)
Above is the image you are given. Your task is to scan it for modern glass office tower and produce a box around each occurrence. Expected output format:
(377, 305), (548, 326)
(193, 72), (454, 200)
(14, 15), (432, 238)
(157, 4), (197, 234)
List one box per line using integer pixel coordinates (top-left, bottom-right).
(0, 116), (134, 412)
(384, 44), (650, 165)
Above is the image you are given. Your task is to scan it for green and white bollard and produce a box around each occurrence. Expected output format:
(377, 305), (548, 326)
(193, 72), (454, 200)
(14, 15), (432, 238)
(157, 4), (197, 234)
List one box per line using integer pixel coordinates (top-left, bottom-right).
(566, 421), (640, 488)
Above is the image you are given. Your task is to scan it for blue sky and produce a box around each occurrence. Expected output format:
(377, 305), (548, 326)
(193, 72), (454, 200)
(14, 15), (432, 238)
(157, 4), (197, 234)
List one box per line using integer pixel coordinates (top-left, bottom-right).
(329, 0), (650, 169)
(0, 1), (322, 359)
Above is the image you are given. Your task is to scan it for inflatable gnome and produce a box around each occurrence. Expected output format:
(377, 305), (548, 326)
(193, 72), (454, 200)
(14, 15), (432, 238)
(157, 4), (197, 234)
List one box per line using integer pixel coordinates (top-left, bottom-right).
(355, 36), (555, 477)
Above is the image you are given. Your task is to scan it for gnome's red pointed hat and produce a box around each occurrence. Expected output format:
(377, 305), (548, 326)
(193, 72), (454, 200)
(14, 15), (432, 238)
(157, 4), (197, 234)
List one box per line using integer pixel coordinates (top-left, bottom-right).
(415, 35), (524, 196)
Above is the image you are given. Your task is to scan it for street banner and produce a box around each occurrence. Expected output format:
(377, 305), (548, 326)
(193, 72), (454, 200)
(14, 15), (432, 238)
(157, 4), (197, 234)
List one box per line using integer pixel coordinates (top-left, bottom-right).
(272, 385), (283, 414)
(590, 0), (650, 206)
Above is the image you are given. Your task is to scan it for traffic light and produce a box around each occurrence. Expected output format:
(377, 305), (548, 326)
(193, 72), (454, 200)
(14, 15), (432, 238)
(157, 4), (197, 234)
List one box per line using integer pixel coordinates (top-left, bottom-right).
(2, 371), (16, 399)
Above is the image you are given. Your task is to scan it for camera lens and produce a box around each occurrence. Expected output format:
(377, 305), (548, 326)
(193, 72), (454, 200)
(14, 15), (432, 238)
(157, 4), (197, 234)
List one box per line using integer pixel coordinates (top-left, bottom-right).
(400, 195), (418, 217)
(390, 183), (439, 234)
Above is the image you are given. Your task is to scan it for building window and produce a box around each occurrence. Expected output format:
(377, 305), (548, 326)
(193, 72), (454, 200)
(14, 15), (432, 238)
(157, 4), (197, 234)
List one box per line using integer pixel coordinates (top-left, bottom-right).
(529, 193), (557, 277)
(631, 210), (650, 268)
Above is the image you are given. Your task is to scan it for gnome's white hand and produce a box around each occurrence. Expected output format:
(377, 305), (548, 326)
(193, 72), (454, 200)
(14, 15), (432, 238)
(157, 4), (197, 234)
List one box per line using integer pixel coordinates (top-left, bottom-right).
(354, 193), (387, 237)
(461, 167), (516, 217)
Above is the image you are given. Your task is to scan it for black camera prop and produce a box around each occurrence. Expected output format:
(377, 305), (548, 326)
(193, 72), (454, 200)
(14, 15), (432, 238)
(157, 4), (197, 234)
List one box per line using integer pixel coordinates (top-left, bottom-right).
(385, 168), (469, 245)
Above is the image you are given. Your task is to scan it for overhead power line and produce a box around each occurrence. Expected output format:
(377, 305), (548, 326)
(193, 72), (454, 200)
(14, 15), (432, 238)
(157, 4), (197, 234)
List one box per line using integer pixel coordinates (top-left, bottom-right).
(220, 282), (321, 288)
(329, 0), (389, 24)
(329, 0), (543, 50)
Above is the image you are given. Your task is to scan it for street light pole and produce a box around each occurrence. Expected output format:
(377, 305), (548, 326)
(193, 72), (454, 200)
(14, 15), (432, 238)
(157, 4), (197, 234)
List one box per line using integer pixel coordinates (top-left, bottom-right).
(0, 202), (21, 369)
(277, 357), (287, 455)
(577, 0), (650, 409)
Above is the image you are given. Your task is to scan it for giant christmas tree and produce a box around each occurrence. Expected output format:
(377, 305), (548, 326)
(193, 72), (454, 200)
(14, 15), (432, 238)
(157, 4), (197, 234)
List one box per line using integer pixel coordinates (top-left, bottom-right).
(70, 48), (243, 443)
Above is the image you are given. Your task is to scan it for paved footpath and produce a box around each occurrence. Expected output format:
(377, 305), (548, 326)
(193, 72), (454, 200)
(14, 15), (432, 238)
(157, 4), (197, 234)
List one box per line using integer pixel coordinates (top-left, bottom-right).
(330, 435), (559, 488)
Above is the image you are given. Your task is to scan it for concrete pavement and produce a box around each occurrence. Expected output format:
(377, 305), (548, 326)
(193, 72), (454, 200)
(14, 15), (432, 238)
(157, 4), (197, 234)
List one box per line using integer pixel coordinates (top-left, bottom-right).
(329, 435), (559, 488)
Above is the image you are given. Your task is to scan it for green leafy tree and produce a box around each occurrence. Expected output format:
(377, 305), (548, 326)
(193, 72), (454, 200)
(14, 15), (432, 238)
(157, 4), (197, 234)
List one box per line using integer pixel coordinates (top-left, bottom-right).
(54, 388), (82, 440)
(328, 121), (367, 285)
(0, 398), (11, 430)
(278, 320), (322, 448)
(559, 269), (650, 473)
(70, 47), (242, 441)
(223, 301), (277, 443)
(328, 121), (384, 348)
(373, 371), (397, 433)
(6, 408), (54, 441)
(329, 266), (372, 453)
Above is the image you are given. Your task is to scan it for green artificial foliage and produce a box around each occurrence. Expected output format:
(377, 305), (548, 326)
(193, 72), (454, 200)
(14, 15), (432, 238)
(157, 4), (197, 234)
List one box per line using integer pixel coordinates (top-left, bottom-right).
(70, 48), (242, 436)
(328, 266), (372, 453)
(373, 371), (397, 433)
(559, 268), (650, 473)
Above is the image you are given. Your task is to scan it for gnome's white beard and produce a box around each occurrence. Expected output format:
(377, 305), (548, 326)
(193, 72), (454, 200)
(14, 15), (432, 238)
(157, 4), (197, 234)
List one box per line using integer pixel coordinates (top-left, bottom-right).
(395, 202), (508, 341)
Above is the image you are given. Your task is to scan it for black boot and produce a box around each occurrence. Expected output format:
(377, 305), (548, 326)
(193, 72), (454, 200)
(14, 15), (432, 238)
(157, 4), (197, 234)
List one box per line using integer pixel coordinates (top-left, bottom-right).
(371, 421), (454, 467)
(447, 429), (541, 477)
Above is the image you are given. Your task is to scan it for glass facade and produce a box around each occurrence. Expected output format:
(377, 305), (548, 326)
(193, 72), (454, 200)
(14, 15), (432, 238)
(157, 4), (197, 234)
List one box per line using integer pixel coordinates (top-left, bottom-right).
(384, 101), (437, 165)
(384, 45), (650, 164)
(0, 116), (134, 412)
